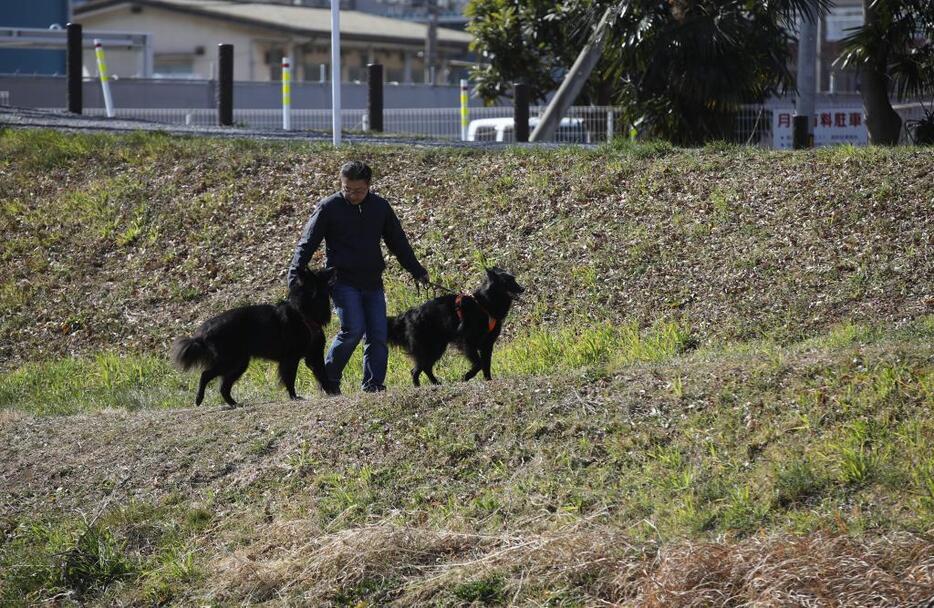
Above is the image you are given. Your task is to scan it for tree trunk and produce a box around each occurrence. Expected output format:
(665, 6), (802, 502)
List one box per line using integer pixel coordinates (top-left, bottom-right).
(860, 0), (902, 145)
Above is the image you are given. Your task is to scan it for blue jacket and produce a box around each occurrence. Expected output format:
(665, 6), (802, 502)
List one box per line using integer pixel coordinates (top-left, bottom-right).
(288, 191), (426, 290)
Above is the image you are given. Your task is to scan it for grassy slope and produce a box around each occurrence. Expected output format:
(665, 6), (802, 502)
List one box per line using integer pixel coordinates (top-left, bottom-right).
(1, 130), (933, 606)
(1, 130), (930, 367)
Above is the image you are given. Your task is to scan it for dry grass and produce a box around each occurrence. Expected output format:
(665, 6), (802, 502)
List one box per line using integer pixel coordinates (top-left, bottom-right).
(207, 521), (934, 606)
(641, 533), (934, 607)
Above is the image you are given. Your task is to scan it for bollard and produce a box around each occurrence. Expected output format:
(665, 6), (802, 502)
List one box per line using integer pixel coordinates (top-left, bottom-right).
(367, 63), (383, 133)
(514, 82), (529, 143)
(66, 23), (82, 114)
(217, 44), (233, 127)
(94, 40), (115, 118)
(607, 110), (614, 142)
(460, 79), (469, 141)
(282, 57), (291, 131)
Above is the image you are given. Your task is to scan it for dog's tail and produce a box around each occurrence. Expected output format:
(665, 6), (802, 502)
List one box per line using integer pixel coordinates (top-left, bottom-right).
(171, 336), (214, 371)
(386, 315), (406, 346)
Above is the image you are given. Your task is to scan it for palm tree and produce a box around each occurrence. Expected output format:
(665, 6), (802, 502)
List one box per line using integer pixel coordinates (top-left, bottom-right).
(467, 0), (831, 145)
(836, 0), (934, 145)
(602, 0), (831, 145)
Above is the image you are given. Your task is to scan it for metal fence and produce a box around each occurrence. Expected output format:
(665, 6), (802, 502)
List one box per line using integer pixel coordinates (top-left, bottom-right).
(57, 105), (627, 142)
(28, 99), (929, 146)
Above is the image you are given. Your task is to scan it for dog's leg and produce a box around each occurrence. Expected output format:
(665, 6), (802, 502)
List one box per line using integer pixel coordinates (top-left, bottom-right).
(195, 368), (220, 406)
(462, 346), (483, 382)
(305, 332), (335, 394)
(424, 368), (441, 385)
(279, 357), (301, 400)
(480, 344), (494, 381)
(219, 359), (249, 407)
(411, 367), (422, 387)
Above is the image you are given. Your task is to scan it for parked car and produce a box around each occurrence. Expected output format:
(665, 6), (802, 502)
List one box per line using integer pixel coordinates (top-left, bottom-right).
(466, 116), (592, 143)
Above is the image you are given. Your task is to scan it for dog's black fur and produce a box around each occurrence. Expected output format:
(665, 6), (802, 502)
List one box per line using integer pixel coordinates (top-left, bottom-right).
(172, 266), (337, 406)
(387, 267), (524, 386)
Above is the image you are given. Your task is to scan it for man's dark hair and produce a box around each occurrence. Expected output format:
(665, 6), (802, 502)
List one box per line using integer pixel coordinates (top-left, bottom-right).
(340, 160), (372, 183)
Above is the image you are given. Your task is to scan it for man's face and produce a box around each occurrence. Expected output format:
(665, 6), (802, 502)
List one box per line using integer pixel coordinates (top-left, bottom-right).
(340, 177), (369, 205)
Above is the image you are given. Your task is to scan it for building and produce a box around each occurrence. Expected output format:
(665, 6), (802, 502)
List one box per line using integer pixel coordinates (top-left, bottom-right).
(815, 1), (863, 93)
(0, 0), (70, 75)
(73, 0), (474, 82)
(294, 0), (471, 29)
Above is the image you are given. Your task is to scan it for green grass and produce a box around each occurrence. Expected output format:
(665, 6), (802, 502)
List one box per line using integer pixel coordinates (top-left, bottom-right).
(0, 320), (694, 414)
(193, 316), (933, 540)
(0, 498), (210, 607)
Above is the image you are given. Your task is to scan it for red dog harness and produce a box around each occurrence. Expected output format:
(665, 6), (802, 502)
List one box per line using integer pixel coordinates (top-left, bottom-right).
(455, 294), (498, 333)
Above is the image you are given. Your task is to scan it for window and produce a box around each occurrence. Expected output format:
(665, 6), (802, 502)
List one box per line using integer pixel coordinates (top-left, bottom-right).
(153, 56), (195, 79)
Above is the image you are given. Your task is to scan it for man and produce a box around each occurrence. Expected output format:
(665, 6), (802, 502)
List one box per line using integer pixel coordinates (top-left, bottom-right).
(288, 161), (428, 394)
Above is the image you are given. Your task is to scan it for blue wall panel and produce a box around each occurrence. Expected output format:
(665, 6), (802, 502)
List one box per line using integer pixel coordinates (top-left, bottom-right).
(0, 0), (69, 75)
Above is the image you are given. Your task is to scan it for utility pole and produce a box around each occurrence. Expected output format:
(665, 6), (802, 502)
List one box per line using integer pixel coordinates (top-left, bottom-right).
(424, 0), (438, 84)
(530, 3), (620, 142)
(793, 10), (818, 149)
(331, 0), (342, 145)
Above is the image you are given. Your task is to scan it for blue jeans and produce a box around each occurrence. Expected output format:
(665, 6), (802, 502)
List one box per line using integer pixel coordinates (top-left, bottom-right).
(326, 282), (388, 392)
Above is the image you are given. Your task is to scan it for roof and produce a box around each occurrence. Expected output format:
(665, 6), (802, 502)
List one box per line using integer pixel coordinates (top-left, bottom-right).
(75, 0), (474, 47)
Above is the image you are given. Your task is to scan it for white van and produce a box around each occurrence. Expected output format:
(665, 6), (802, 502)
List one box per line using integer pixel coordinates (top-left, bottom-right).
(466, 116), (591, 143)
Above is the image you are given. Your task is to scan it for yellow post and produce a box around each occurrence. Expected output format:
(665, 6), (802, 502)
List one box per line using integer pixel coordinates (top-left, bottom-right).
(94, 39), (115, 118)
(460, 79), (469, 141)
(282, 57), (292, 131)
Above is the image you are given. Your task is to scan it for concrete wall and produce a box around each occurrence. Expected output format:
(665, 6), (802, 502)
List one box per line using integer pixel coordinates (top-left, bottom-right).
(0, 75), (497, 109)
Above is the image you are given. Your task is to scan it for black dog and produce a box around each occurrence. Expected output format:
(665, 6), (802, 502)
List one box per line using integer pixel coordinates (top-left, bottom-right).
(387, 267), (524, 386)
(172, 266), (336, 406)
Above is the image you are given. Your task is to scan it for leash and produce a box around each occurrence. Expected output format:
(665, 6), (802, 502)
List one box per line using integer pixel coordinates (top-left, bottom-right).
(423, 279), (458, 295)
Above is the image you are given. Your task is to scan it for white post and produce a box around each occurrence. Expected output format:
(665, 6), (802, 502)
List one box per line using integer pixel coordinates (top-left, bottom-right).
(282, 56), (292, 131)
(320, 64), (326, 83)
(460, 78), (469, 141)
(606, 109), (614, 142)
(330, 0), (342, 145)
(94, 39), (115, 118)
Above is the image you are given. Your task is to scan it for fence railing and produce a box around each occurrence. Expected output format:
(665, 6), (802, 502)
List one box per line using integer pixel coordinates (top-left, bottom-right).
(30, 101), (929, 147)
(44, 105), (627, 143)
